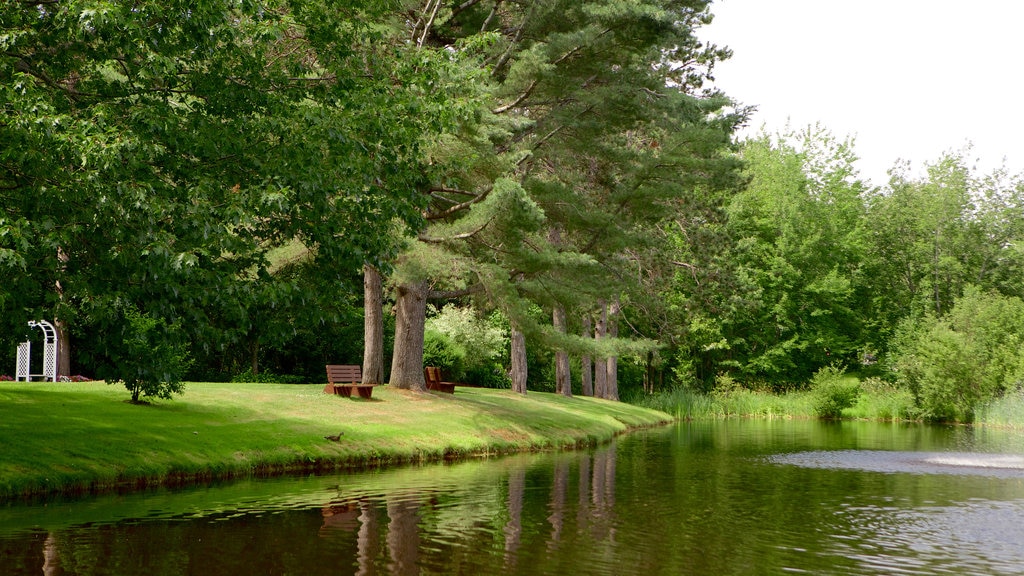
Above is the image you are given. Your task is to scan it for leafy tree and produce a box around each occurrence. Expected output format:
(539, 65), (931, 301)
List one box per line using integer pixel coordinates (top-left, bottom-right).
(890, 286), (1024, 422)
(1, 0), (458, 388)
(710, 127), (869, 385)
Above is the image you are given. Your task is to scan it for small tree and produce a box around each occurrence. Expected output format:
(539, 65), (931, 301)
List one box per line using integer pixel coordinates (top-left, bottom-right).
(108, 307), (191, 403)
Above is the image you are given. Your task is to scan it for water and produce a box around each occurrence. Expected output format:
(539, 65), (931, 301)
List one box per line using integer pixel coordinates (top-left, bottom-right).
(3, 419), (1024, 575)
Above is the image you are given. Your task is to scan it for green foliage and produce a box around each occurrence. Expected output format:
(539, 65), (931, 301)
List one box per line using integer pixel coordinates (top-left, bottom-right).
(1, 0), (463, 388)
(106, 306), (191, 403)
(976, 390), (1024, 429)
(229, 370), (306, 385)
(848, 377), (917, 421)
(422, 328), (467, 380)
(628, 385), (716, 420)
(714, 127), (869, 383)
(427, 306), (508, 367)
(424, 305), (510, 386)
(808, 364), (860, 419)
(891, 287), (1024, 422)
(464, 365), (512, 389)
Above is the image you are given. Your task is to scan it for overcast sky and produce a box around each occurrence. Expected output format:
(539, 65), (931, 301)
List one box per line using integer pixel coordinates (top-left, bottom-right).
(700, 0), (1024, 185)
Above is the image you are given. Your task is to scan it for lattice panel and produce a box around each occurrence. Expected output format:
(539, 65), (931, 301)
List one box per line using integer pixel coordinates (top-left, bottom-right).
(42, 341), (57, 381)
(15, 341), (30, 381)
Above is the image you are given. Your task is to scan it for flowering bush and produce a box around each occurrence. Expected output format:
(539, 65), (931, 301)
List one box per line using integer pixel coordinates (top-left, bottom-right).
(0, 375), (13, 381)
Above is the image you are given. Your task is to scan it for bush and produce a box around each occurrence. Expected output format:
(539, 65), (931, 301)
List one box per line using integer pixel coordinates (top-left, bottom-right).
(424, 306), (509, 382)
(230, 370), (306, 384)
(809, 364), (859, 419)
(423, 328), (467, 380)
(464, 364), (511, 389)
(106, 306), (191, 403)
(890, 287), (1024, 422)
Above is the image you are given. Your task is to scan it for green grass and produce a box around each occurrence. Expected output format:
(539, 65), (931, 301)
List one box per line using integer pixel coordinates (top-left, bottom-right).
(632, 376), (919, 422)
(0, 381), (671, 500)
(631, 386), (815, 419)
(847, 377), (918, 421)
(976, 391), (1024, 429)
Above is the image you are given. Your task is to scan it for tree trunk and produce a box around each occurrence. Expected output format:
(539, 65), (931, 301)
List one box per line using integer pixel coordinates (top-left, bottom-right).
(594, 300), (607, 399)
(250, 337), (259, 376)
(510, 327), (527, 394)
(55, 247), (71, 378)
(55, 320), (71, 379)
(581, 314), (593, 397)
(552, 305), (571, 397)
(389, 280), (428, 390)
(644, 350), (654, 394)
(362, 264), (385, 384)
(605, 298), (620, 401)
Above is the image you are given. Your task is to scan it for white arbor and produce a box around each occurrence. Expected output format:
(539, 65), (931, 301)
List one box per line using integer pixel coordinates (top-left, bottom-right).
(15, 320), (59, 382)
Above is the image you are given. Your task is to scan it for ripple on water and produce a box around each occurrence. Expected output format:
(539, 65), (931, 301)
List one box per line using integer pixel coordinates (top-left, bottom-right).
(768, 450), (1024, 575)
(767, 450), (1024, 478)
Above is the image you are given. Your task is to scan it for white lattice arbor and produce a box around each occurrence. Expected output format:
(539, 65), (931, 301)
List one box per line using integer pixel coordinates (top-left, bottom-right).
(15, 320), (59, 382)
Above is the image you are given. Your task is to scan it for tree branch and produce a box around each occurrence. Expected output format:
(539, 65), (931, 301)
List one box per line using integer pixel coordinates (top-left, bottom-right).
(427, 283), (485, 300)
(418, 216), (493, 243)
(424, 185), (493, 220)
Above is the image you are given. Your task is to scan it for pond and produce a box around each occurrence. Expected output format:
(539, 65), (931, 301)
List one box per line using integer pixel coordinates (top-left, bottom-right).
(3, 419), (1024, 575)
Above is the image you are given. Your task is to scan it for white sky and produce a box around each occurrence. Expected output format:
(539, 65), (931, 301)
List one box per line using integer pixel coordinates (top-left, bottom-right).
(701, 0), (1024, 185)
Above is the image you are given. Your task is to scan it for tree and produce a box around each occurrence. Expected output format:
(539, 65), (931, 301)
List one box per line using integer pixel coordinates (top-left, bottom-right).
(384, 0), (742, 396)
(710, 127), (870, 384)
(1, 1), (458, 390)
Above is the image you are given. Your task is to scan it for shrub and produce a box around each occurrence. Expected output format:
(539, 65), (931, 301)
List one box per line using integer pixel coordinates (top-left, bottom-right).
(424, 305), (509, 382)
(106, 306), (191, 403)
(230, 370), (306, 384)
(890, 287), (1024, 422)
(809, 364), (859, 419)
(423, 328), (467, 380)
(464, 364), (511, 389)
(850, 377), (917, 421)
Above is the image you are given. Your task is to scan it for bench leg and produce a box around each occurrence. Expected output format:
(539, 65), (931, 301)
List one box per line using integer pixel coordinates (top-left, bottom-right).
(356, 386), (373, 399)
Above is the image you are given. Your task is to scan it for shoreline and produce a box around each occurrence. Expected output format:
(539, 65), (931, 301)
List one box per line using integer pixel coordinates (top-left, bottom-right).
(0, 381), (673, 501)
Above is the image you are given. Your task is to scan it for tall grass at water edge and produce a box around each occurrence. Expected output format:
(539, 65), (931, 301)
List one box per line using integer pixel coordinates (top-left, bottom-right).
(628, 386), (816, 420)
(631, 376), (919, 422)
(976, 390), (1024, 429)
(631, 375), (1024, 427)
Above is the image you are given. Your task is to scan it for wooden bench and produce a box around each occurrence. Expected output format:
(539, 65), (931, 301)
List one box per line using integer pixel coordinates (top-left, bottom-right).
(324, 365), (376, 399)
(424, 366), (456, 394)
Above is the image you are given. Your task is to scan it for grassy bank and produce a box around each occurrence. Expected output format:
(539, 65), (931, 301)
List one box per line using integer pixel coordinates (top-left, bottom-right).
(0, 382), (671, 500)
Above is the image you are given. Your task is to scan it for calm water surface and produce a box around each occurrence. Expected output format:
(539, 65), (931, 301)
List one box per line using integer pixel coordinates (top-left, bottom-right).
(3, 419), (1024, 575)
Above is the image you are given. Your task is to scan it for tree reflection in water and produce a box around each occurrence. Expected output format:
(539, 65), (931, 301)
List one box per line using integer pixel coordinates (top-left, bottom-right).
(11, 422), (1024, 575)
(307, 445), (618, 575)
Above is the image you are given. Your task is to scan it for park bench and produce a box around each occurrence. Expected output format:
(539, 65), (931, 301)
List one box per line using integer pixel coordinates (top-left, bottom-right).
(324, 365), (376, 399)
(424, 366), (456, 394)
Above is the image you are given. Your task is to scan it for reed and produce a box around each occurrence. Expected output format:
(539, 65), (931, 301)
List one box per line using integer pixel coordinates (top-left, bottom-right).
(976, 391), (1024, 429)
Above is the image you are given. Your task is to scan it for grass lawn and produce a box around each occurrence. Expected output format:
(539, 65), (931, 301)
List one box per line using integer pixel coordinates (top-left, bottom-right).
(0, 381), (671, 500)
